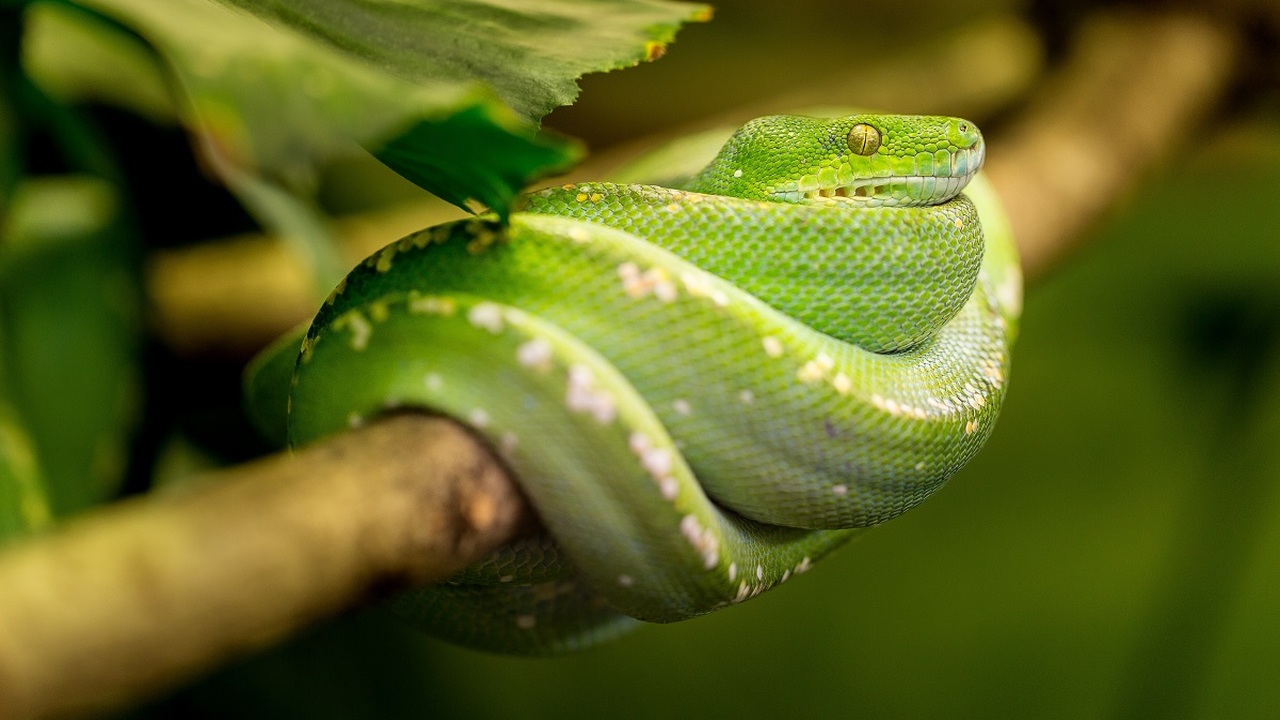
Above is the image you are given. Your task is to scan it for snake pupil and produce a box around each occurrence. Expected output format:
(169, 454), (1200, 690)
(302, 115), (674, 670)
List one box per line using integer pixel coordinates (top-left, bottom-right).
(847, 123), (881, 156)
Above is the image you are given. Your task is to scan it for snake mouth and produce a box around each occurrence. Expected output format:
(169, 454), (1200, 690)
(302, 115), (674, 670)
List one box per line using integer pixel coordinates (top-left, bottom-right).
(775, 143), (985, 208)
(805, 173), (974, 207)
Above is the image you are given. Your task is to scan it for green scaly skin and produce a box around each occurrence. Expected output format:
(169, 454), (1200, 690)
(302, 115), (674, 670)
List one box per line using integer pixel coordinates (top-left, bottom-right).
(247, 113), (1021, 654)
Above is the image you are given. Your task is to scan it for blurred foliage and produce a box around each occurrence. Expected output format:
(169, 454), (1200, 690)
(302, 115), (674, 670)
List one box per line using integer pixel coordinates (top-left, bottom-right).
(0, 175), (138, 515)
(0, 402), (51, 541)
(1, 0), (144, 519)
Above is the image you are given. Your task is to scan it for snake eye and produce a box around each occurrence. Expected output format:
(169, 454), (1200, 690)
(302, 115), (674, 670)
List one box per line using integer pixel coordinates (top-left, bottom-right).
(847, 123), (881, 156)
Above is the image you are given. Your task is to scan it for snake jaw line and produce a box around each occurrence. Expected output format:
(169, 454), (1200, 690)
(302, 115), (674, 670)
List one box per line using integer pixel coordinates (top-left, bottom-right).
(786, 165), (982, 207)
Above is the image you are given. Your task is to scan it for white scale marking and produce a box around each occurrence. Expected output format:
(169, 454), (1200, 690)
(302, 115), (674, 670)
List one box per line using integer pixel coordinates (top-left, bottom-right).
(342, 312), (372, 351)
(408, 294), (456, 315)
(762, 336), (784, 358)
(516, 338), (554, 373)
(679, 514), (720, 570)
(629, 431), (680, 501)
(565, 364), (616, 424)
(680, 271), (730, 307)
(467, 302), (504, 333)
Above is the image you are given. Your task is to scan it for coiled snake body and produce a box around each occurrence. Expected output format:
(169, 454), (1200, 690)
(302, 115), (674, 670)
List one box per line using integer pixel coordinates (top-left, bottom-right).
(250, 114), (1021, 654)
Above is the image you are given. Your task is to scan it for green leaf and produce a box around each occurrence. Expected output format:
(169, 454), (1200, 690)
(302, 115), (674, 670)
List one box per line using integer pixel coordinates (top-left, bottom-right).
(0, 228), (52, 540)
(21, 3), (174, 123)
(217, 0), (714, 123)
(53, 0), (708, 252)
(376, 103), (576, 221)
(0, 402), (53, 543)
(0, 175), (140, 515)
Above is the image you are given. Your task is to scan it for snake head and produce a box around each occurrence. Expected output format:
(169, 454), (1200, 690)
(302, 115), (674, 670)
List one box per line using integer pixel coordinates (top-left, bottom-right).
(685, 114), (984, 207)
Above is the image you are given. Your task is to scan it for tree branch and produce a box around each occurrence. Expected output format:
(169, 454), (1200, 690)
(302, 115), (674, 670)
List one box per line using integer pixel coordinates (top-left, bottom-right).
(984, 11), (1239, 283)
(0, 414), (533, 720)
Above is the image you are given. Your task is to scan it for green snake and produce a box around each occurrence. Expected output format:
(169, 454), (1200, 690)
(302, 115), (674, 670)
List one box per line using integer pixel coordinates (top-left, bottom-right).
(245, 113), (1021, 654)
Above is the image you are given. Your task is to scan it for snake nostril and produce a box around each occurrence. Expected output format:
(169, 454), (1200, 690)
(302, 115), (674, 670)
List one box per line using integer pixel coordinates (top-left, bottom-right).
(950, 119), (982, 150)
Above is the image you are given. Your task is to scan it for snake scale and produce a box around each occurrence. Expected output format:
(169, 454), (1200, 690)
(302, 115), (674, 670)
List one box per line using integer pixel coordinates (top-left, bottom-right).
(246, 113), (1021, 654)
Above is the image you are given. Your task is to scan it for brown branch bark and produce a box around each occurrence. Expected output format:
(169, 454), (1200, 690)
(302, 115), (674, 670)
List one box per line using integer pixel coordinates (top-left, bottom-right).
(984, 11), (1239, 284)
(0, 7), (1253, 720)
(0, 414), (533, 720)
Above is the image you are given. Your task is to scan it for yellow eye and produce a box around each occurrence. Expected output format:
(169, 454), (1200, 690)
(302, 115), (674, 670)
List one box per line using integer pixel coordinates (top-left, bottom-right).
(847, 123), (881, 156)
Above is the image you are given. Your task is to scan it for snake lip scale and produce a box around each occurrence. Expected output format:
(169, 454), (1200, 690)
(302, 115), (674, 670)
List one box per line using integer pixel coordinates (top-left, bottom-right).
(800, 171), (976, 204)
(249, 113), (1021, 654)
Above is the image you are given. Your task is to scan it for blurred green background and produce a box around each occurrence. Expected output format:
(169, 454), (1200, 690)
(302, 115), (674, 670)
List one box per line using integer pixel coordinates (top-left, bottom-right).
(7, 0), (1280, 717)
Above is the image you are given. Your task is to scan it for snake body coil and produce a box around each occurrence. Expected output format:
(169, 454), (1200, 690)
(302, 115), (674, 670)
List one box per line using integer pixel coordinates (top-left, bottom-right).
(260, 114), (1021, 654)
